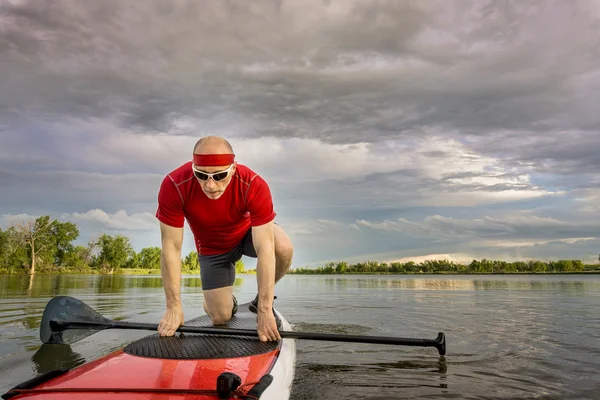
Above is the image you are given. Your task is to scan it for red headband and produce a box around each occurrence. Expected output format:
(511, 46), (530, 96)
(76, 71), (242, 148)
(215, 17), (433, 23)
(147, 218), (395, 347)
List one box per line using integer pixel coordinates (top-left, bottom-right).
(193, 153), (235, 166)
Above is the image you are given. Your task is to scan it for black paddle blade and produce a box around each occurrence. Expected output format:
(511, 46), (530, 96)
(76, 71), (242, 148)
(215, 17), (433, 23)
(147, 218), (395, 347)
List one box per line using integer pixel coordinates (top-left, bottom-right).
(40, 296), (111, 345)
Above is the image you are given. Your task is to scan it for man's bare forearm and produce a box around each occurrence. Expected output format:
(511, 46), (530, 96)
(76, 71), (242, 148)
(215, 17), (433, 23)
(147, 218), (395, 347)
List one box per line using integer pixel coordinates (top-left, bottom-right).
(161, 246), (182, 308)
(256, 244), (276, 312)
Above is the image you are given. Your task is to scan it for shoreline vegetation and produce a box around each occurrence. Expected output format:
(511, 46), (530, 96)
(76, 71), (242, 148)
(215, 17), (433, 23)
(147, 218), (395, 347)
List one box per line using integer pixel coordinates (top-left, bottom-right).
(1, 215), (599, 276)
(0, 215), (243, 276)
(285, 260), (600, 275)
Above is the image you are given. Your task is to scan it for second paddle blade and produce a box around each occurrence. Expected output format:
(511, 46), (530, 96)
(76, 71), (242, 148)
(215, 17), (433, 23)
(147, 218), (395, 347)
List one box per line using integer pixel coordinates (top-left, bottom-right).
(40, 296), (112, 345)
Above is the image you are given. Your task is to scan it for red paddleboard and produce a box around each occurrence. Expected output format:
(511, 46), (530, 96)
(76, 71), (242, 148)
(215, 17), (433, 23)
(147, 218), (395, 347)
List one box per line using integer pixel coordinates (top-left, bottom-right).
(2, 301), (296, 400)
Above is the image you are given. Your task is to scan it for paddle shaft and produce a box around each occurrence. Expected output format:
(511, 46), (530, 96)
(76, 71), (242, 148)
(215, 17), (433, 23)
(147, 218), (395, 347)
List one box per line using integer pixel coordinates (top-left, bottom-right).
(51, 320), (446, 355)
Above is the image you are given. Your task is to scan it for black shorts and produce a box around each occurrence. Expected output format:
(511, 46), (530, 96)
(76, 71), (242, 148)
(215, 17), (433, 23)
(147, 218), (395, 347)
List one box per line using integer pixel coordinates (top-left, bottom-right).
(198, 228), (257, 290)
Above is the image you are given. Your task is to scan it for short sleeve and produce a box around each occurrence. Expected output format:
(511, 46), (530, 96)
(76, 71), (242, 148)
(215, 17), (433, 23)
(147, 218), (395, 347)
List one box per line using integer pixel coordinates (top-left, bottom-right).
(246, 175), (277, 227)
(155, 175), (185, 228)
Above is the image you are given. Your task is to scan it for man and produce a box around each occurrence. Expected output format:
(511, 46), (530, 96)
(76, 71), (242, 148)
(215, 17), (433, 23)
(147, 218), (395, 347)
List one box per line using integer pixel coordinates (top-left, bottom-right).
(154, 136), (293, 342)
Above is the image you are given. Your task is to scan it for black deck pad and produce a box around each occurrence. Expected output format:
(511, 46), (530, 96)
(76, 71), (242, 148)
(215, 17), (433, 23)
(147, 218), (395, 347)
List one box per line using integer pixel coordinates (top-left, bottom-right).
(123, 302), (281, 360)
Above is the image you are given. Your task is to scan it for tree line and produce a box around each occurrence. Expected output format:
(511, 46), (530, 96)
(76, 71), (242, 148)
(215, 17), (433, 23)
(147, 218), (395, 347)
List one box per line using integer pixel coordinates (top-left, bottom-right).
(289, 258), (600, 275)
(2, 215), (597, 276)
(0, 215), (244, 275)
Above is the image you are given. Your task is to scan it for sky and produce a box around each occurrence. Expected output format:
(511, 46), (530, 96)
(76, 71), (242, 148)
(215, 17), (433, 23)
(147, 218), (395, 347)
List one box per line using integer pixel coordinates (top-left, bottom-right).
(1, 0), (599, 269)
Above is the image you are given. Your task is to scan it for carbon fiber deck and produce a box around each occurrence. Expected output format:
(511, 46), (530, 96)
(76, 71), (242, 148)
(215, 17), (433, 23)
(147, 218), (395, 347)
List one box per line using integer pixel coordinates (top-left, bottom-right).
(123, 302), (282, 360)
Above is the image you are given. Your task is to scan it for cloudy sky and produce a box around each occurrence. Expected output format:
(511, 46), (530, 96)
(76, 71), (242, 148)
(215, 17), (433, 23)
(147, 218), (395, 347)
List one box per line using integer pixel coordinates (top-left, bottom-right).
(1, 0), (599, 268)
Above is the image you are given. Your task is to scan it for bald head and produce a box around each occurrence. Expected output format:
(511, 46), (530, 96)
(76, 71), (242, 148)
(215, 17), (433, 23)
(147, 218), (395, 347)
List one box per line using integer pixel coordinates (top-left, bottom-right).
(191, 136), (236, 197)
(193, 136), (233, 154)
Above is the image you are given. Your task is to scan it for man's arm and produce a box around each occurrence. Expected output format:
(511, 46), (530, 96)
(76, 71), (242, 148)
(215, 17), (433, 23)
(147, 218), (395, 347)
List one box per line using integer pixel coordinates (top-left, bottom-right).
(253, 220), (276, 310)
(252, 220), (280, 341)
(157, 221), (185, 336)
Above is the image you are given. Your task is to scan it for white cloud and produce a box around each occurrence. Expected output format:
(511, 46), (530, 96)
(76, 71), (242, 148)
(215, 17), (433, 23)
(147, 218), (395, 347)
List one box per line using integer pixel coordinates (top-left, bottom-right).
(236, 134), (538, 187)
(237, 135), (555, 208)
(573, 189), (600, 214)
(1, 210), (159, 235)
(0, 213), (37, 227)
(276, 218), (359, 237)
(3, 129), (556, 213)
(357, 213), (600, 249)
(0, 209), (193, 254)
(68, 209), (157, 231)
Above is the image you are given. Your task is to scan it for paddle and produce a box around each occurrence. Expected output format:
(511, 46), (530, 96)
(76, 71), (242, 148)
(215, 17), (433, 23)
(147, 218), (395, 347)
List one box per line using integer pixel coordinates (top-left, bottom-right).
(40, 296), (447, 355)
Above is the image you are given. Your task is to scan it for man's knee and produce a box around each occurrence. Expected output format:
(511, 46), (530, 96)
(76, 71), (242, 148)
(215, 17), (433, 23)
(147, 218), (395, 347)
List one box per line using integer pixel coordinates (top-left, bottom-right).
(209, 309), (232, 325)
(203, 287), (234, 325)
(276, 241), (294, 268)
(274, 224), (293, 258)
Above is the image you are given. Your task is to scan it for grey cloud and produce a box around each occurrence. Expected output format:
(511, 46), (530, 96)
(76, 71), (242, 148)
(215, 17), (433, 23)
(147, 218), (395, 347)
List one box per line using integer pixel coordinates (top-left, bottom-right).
(2, 0), (598, 144)
(270, 166), (547, 216)
(2, 0), (600, 265)
(516, 238), (600, 263)
(453, 237), (600, 265)
(358, 214), (600, 243)
(461, 131), (600, 193)
(1, 0), (427, 136)
(442, 182), (540, 193)
(0, 168), (163, 215)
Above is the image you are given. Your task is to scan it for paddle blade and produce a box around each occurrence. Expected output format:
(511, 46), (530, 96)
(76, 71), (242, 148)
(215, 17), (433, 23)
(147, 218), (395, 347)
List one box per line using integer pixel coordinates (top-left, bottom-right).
(40, 296), (111, 345)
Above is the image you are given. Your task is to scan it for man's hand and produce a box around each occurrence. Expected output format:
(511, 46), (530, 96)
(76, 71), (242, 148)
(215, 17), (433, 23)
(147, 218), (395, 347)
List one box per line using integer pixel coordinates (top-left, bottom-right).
(251, 221), (279, 342)
(158, 221), (184, 336)
(257, 309), (281, 342)
(158, 306), (185, 336)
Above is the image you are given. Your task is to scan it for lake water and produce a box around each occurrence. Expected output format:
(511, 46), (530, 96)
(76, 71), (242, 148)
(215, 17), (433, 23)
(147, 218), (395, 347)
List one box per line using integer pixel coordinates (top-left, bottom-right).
(1, 273), (599, 399)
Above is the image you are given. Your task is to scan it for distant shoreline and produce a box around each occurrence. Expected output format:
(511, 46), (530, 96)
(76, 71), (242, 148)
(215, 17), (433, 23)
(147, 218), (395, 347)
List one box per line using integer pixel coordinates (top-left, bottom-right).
(281, 271), (600, 276)
(2, 270), (599, 276)
(2, 216), (598, 276)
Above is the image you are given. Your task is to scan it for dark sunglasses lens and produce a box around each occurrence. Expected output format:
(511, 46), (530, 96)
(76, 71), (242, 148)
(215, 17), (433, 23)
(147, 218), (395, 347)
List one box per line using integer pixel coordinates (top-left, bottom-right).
(212, 172), (229, 181)
(194, 170), (209, 180)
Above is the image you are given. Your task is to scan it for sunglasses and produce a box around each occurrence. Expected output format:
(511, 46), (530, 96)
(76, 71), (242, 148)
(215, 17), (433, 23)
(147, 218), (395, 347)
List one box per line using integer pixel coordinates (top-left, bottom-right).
(192, 164), (234, 182)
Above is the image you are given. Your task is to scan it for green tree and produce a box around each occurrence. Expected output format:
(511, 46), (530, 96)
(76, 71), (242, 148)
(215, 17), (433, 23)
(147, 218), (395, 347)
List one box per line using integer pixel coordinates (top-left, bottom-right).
(572, 260), (584, 272)
(235, 260), (245, 273)
(335, 261), (348, 274)
(551, 260), (577, 272)
(49, 220), (79, 266)
(13, 216), (55, 274)
(528, 260), (547, 272)
(512, 261), (527, 272)
(62, 245), (93, 270)
(376, 262), (389, 273)
(139, 247), (161, 270)
(321, 262), (332, 274)
(2, 227), (28, 271)
(95, 234), (133, 274)
(404, 261), (418, 273)
(183, 251), (199, 272)
(0, 228), (8, 268)
(124, 251), (141, 269)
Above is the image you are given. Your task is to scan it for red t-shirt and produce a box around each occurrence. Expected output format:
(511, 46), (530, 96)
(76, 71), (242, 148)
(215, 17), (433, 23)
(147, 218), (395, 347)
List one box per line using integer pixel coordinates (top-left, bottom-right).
(155, 162), (277, 255)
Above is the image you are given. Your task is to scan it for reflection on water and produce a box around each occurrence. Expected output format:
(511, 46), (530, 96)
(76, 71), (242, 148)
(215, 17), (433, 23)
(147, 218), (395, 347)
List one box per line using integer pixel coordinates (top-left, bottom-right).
(294, 355), (450, 398)
(303, 274), (600, 293)
(3, 273), (585, 299)
(0, 274), (244, 299)
(306, 359), (448, 374)
(20, 302), (39, 330)
(31, 344), (86, 375)
(472, 278), (592, 293)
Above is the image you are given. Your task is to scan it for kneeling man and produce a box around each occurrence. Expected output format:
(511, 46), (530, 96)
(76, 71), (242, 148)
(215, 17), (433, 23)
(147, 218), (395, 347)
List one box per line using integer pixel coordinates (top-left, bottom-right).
(155, 136), (293, 342)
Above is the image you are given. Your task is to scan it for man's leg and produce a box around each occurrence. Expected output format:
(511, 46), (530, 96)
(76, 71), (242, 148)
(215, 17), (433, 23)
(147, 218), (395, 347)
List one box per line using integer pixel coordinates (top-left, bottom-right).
(273, 223), (294, 282)
(248, 223), (294, 314)
(203, 286), (235, 325)
(199, 245), (243, 326)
